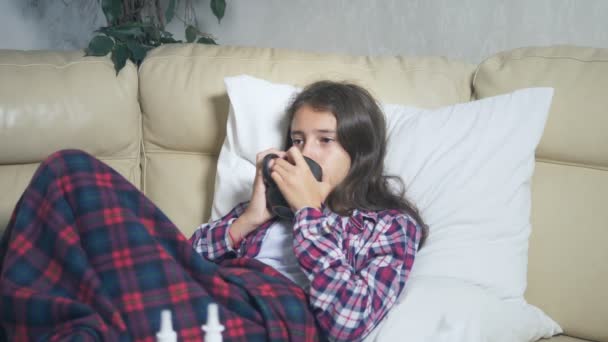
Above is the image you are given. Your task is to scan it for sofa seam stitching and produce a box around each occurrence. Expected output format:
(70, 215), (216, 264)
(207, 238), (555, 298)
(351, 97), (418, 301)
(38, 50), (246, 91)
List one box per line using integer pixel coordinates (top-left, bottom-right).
(535, 158), (608, 172)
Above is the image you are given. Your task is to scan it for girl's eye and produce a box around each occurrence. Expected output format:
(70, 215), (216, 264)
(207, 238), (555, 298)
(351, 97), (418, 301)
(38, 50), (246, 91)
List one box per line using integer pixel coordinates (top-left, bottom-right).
(321, 137), (334, 143)
(292, 139), (303, 145)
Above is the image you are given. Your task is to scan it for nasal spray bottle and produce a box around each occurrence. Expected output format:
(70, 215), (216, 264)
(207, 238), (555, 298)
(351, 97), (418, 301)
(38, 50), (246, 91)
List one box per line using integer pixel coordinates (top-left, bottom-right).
(155, 303), (224, 342)
(202, 303), (225, 342)
(156, 310), (177, 342)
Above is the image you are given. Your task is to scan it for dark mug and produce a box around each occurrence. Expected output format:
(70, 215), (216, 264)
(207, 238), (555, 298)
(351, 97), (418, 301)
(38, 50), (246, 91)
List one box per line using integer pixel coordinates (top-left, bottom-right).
(262, 153), (323, 220)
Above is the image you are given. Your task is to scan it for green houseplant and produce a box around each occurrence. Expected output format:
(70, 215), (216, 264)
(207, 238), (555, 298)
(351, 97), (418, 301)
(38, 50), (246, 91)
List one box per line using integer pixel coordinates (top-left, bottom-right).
(86, 0), (227, 73)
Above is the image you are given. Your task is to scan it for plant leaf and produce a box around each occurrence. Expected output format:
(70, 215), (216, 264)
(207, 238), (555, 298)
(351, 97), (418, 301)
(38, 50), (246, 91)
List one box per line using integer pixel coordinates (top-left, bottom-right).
(100, 0), (113, 24)
(126, 40), (148, 63)
(197, 37), (217, 45)
(210, 0), (226, 23)
(85, 35), (114, 56)
(142, 24), (162, 43)
(165, 0), (176, 23)
(111, 43), (130, 74)
(161, 36), (180, 44)
(100, 23), (146, 41)
(100, 0), (123, 25)
(185, 25), (197, 43)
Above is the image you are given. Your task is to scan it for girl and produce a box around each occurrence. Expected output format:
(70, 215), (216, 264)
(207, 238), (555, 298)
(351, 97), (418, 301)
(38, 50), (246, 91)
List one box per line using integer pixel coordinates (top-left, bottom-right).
(0, 81), (426, 342)
(191, 80), (427, 341)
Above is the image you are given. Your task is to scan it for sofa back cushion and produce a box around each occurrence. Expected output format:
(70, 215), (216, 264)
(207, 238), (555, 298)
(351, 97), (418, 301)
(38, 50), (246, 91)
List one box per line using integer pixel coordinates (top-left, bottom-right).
(473, 45), (608, 342)
(0, 51), (142, 235)
(138, 44), (475, 238)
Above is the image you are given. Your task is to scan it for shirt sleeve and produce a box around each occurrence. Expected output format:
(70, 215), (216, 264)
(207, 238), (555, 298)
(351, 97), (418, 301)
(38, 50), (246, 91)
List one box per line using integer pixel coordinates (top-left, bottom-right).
(189, 202), (248, 262)
(292, 207), (422, 342)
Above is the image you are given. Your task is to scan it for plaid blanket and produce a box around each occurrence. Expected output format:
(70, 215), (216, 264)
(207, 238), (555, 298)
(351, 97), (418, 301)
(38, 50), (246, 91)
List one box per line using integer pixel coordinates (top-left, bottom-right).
(0, 149), (320, 341)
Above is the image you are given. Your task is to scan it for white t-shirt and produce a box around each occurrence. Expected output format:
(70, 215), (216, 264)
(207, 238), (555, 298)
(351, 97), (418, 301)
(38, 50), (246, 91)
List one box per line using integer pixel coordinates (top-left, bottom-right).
(254, 220), (309, 289)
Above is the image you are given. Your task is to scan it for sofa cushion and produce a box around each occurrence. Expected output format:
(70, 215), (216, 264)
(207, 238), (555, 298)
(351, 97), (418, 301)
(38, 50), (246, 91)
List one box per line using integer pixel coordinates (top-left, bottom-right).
(473, 46), (608, 342)
(473, 45), (608, 169)
(138, 44), (475, 237)
(0, 50), (142, 234)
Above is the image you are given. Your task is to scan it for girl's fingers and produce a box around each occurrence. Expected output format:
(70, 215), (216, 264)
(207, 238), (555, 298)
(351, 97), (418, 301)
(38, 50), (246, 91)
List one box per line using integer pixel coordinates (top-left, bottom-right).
(287, 146), (306, 166)
(273, 158), (296, 172)
(272, 163), (287, 177)
(270, 170), (285, 187)
(255, 148), (287, 165)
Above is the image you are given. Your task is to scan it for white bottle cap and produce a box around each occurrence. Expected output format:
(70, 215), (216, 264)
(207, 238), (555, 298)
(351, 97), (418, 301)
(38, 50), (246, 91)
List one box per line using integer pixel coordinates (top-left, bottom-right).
(156, 309), (177, 342)
(202, 303), (225, 342)
(207, 303), (221, 326)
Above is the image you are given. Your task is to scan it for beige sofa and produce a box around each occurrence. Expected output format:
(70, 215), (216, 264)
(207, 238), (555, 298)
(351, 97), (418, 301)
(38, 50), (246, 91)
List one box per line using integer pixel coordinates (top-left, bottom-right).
(0, 44), (606, 342)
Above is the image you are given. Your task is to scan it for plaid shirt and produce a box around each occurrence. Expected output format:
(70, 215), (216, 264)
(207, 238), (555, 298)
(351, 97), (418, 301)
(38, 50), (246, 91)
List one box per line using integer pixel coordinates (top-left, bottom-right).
(190, 202), (422, 341)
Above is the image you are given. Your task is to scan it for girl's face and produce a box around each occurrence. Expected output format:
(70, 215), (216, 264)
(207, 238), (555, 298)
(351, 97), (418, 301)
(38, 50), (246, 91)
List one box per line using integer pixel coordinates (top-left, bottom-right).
(289, 105), (352, 191)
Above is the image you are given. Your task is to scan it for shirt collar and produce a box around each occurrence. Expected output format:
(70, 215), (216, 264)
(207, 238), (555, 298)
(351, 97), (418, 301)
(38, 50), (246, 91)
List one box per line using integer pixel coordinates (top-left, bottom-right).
(352, 208), (379, 223)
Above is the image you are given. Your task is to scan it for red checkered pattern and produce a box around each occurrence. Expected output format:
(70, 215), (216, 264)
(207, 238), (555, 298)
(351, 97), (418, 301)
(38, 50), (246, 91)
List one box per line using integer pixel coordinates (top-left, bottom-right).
(0, 150), (320, 341)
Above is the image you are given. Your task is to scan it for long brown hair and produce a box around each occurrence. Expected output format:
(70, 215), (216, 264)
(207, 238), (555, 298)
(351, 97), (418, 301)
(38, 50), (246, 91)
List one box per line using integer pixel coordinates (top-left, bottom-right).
(284, 80), (428, 246)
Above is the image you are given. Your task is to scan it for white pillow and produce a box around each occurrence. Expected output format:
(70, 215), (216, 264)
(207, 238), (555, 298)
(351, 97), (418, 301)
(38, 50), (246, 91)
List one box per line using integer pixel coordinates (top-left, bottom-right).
(211, 76), (301, 219)
(211, 75), (562, 341)
(366, 276), (561, 342)
(383, 91), (543, 300)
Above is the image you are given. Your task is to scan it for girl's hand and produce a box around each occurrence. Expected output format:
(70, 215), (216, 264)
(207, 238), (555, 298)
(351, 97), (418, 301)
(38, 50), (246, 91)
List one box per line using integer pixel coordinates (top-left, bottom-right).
(270, 146), (332, 212)
(240, 148), (287, 229)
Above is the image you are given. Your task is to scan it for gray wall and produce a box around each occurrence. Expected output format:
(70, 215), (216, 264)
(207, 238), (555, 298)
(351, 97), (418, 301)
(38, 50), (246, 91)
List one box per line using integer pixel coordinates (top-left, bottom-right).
(0, 0), (105, 50)
(1, 0), (607, 63)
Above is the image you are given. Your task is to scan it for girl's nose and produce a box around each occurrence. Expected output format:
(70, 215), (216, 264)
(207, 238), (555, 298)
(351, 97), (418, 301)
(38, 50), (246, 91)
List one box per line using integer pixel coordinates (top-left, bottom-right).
(301, 142), (315, 159)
